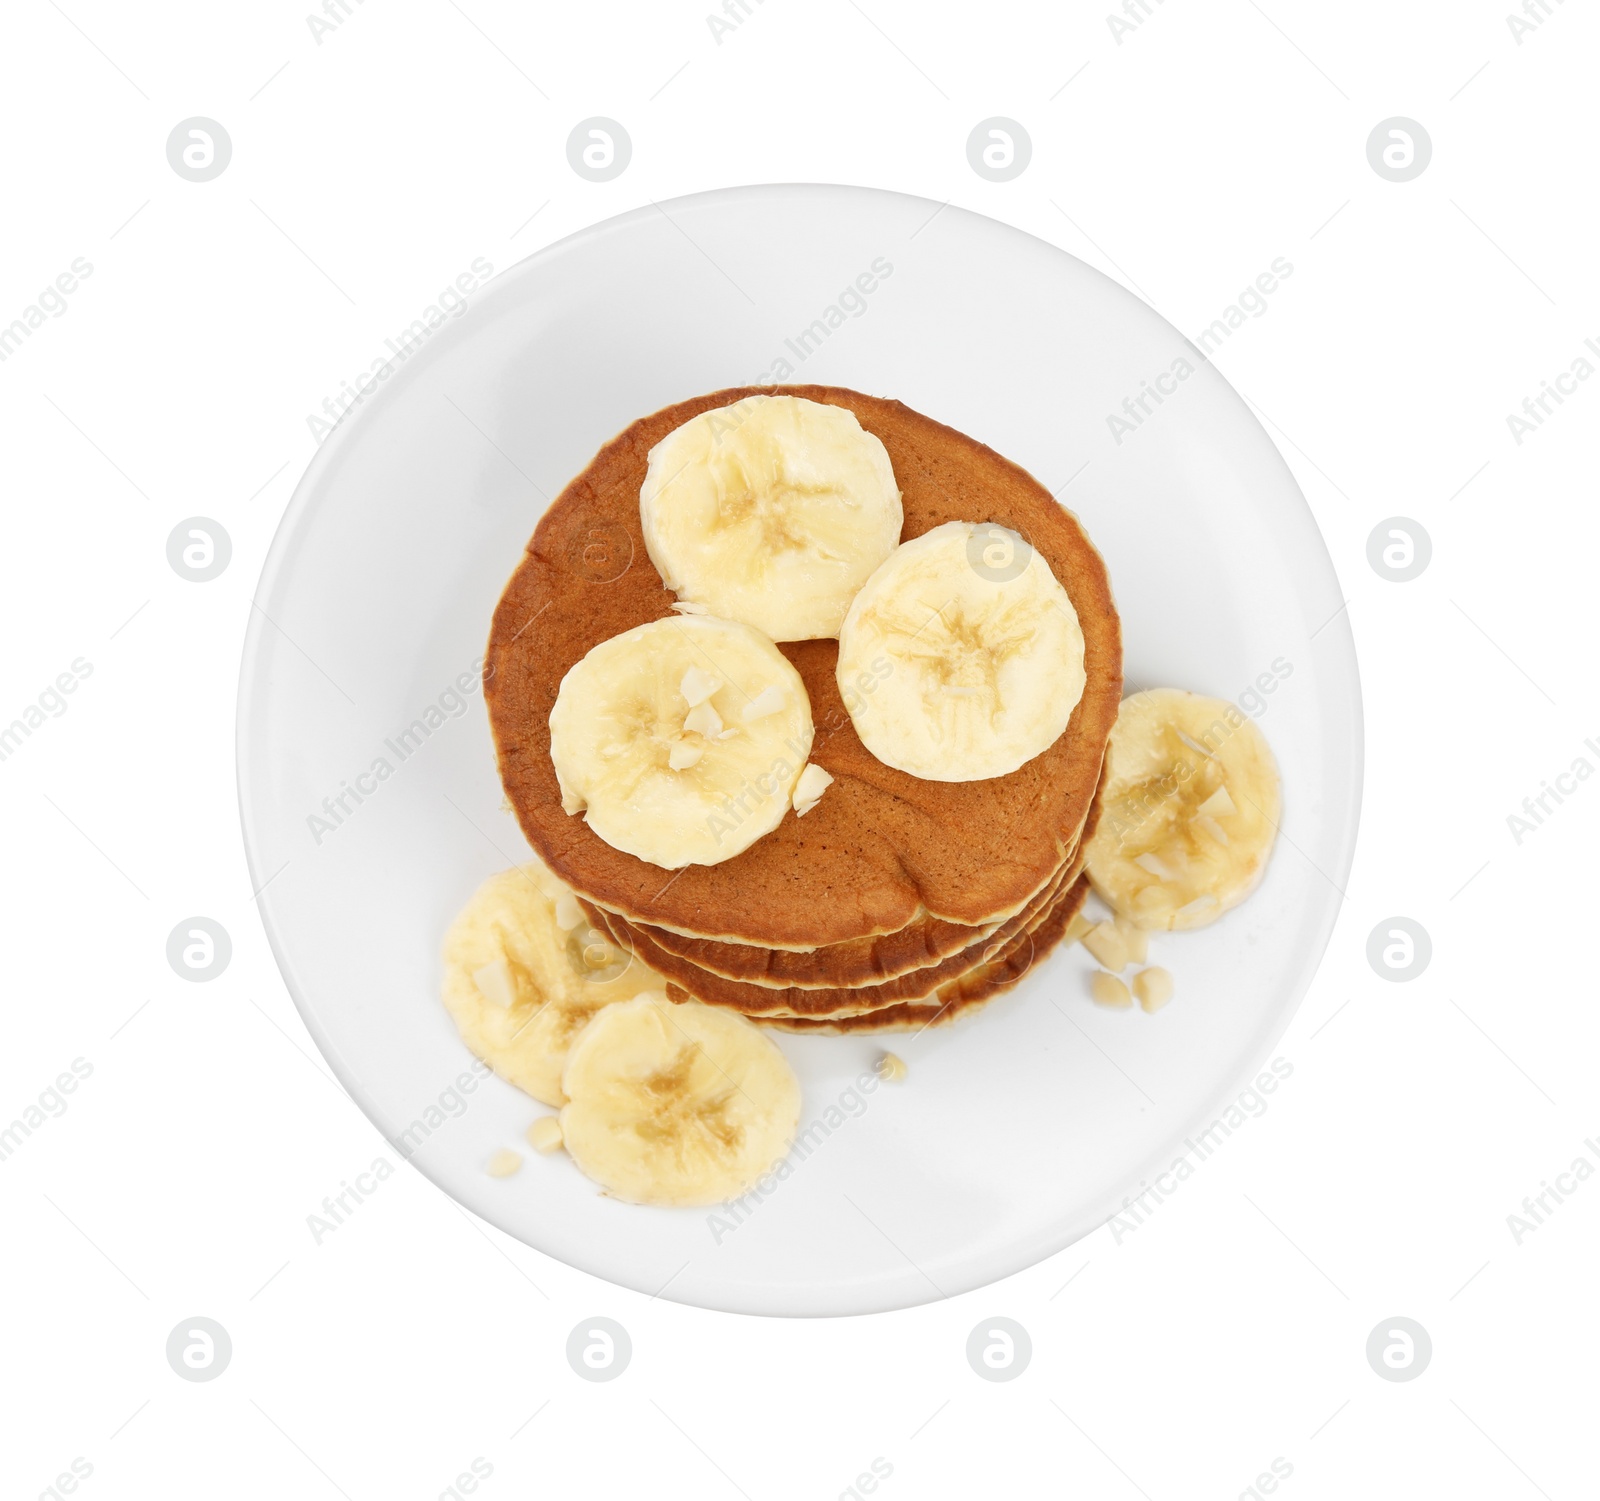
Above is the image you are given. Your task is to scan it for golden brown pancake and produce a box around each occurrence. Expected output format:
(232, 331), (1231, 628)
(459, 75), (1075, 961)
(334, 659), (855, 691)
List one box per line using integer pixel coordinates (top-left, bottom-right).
(606, 854), (1078, 1018)
(485, 385), (1122, 949)
(620, 764), (1106, 989)
(761, 874), (1089, 1034)
(613, 804), (1086, 987)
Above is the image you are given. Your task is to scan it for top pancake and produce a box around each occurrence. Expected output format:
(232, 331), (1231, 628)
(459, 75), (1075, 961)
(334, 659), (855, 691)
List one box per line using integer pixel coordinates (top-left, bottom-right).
(485, 384), (1122, 949)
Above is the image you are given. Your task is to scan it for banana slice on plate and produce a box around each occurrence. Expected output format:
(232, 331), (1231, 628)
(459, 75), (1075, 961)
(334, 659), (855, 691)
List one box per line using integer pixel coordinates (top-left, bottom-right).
(440, 861), (666, 1105)
(549, 614), (814, 868)
(560, 994), (802, 1206)
(835, 520), (1086, 781)
(640, 394), (903, 641)
(1083, 688), (1282, 930)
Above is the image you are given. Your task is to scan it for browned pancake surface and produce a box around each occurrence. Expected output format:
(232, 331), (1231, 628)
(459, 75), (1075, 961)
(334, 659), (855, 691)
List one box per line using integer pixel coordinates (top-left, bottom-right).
(633, 761), (1105, 988)
(485, 385), (1122, 949)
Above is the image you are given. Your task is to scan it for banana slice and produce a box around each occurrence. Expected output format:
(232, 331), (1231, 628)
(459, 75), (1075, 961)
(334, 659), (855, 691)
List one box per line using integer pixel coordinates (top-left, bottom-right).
(1083, 689), (1281, 930)
(440, 861), (667, 1106)
(640, 395), (903, 641)
(835, 520), (1086, 781)
(549, 614), (814, 868)
(559, 994), (801, 1206)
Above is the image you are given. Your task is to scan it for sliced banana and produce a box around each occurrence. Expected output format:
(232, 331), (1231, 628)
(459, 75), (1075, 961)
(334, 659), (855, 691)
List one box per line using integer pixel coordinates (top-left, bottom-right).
(835, 520), (1086, 781)
(1083, 689), (1281, 931)
(549, 615), (814, 868)
(640, 394), (903, 641)
(559, 994), (801, 1206)
(440, 861), (667, 1105)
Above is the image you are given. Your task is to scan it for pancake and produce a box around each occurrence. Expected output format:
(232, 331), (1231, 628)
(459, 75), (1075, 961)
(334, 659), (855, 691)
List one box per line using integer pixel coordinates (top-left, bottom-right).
(761, 873), (1089, 1034)
(620, 764), (1106, 990)
(593, 824), (1079, 992)
(606, 853), (1078, 1018)
(485, 384), (1122, 950)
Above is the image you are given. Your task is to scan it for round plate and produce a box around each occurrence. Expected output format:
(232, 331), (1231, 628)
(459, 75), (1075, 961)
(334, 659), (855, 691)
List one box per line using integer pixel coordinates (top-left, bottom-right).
(238, 184), (1361, 1317)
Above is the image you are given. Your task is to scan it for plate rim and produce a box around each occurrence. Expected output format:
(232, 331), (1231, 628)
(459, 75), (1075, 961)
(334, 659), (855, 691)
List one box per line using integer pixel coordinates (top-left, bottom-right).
(236, 181), (1365, 1317)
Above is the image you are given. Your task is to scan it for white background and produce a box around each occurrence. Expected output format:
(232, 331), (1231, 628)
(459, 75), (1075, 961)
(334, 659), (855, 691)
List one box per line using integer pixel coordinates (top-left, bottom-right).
(3, 0), (1597, 1497)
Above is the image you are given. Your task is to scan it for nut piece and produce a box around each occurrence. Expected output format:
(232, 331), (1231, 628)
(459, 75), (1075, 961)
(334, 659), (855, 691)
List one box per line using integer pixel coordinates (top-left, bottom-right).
(526, 1116), (565, 1154)
(741, 684), (788, 722)
(1090, 971), (1132, 1008)
(472, 957), (520, 1010)
(668, 739), (705, 770)
(486, 1148), (523, 1178)
(1132, 966), (1174, 1013)
(1081, 921), (1130, 972)
(684, 700), (723, 738)
(1114, 915), (1149, 966)
(875, 1051), (908, 1082)
(792, 762), (834, 817)
(680, 666), (720, 706)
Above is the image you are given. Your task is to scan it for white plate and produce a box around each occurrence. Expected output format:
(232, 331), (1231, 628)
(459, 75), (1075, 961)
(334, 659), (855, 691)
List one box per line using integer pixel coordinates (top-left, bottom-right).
(238, 184), (1361, 1317)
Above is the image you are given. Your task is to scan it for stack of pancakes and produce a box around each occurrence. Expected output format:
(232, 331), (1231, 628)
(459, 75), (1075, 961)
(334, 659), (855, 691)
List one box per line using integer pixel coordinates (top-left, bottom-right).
(485, 386), (1122, 1034)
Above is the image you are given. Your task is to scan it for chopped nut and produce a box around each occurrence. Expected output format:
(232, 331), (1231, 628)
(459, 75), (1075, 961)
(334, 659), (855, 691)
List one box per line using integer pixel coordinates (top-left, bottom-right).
(684, 700), (723, 738)
(472, 957), (520, 1010)
(1080, 921), (1130, 972)
(526, 1116), (565, 1154)
(679, 665), (720, 706)
(486, 1148), (522, 1178)
(1134, 851), (1177, 881)
(740, 684), (788, 722)
(1133, 967), (1174, 1013)
(875, 1052), (908, 1082)
(793, 762), (834, 816)
(1196, 784), (1236, 819)
(1090, 971), (1132, 1008)
(1114, 915), (1149, 966)
(668, 738), (705, 770)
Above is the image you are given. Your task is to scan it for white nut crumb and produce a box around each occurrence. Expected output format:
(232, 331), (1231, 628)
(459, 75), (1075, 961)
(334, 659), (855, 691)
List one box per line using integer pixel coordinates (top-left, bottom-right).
(472, 957), (519, 1010)
(668, 738), (705, 770)
(679, 665), (720, 706)
(1081, 921), (1130, 972)
(684, 700), (723, 738)
(1134, 851), (1177, 881)
(741, 684), (788, 722)
(526, 1116), (565, 1154)
(486, 1148), (523, 1178)
(793, 762), (834, 816)
(1090, 971), (1132, 1008)
(876, 1052), (908, 1082)
(1114, 916), (1149, 966)
(1132, 966), (1174, 1013)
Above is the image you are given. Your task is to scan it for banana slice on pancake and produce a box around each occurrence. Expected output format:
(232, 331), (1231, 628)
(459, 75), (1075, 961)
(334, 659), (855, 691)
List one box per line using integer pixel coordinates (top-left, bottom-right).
(549, 614), (813, 869)
(559, 994), (801, 1206)
(836, 520), (1086, 781)
(440, 861), (665, 1106)
(1083, 688), (1281, 931)
(640, 394), (903, 641)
